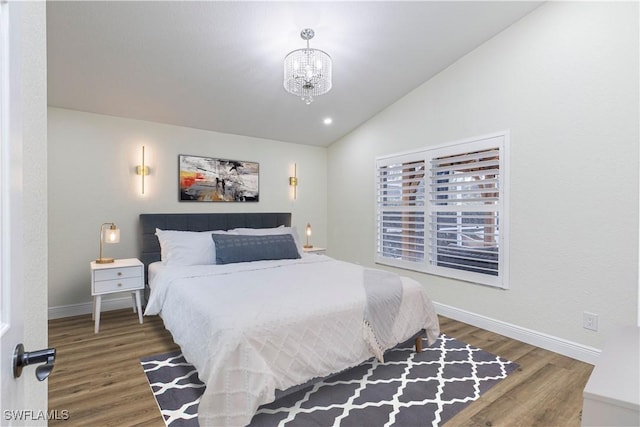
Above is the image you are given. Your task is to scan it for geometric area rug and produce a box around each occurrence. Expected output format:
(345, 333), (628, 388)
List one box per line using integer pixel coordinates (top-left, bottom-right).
(141, 334), (519, 427)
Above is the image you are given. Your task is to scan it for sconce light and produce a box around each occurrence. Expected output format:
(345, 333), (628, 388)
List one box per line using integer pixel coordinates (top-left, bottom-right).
(96, 222), (120, 264)
(304, 223), (313, 248)
(289, 163), (298, 200)
(136, 146), (150, 194)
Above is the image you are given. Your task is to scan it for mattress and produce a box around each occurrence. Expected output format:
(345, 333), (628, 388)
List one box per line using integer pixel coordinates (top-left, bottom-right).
(145, 254), (440, 426)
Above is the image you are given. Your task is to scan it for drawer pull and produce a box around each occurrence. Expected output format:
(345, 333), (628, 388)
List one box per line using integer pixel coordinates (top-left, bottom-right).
(117, 283), (122, 287)
(117, 272), (123, 276)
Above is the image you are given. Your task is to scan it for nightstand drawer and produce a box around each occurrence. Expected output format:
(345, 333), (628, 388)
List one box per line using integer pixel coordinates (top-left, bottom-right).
(94, 266), (141, 282)
(93, 277), (142, 294)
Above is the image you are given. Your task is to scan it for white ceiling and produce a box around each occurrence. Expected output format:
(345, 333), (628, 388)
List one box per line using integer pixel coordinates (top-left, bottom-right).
(47, 1), (542, 147)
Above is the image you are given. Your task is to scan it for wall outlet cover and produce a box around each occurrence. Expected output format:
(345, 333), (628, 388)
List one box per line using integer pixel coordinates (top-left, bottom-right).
(583, 312), (598, 331)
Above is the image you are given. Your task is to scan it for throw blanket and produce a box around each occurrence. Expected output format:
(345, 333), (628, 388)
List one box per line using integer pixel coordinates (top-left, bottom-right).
(362, 269), (404, 363)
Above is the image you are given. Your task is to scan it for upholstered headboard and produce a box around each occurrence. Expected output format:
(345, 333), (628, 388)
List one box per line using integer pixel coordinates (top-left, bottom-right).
(139, 212), (292, 274)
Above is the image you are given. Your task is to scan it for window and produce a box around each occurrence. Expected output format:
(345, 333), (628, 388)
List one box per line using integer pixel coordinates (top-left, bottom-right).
(375, 132), (508, 288)
(376, 154), (427, 269)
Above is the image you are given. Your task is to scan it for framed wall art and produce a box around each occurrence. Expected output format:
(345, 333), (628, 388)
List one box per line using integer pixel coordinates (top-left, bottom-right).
(179, 155), (259, 202)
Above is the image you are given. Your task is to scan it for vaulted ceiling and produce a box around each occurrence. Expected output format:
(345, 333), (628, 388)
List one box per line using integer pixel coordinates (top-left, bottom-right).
(47, 1), (542, 146)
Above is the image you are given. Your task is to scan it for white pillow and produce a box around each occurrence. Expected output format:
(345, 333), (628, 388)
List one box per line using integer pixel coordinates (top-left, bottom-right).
(232, 226), (304, 256)
(155, 228), (234, 266)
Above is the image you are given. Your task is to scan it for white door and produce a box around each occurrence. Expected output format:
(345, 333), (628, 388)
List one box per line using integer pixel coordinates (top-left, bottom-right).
(0, 0), (26, 419)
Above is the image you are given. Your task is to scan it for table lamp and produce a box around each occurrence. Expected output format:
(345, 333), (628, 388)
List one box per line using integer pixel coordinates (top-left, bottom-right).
(96, 222), (120, 264)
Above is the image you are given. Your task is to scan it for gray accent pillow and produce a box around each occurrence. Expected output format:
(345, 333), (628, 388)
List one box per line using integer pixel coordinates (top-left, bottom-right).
(211, 233), (301, 264)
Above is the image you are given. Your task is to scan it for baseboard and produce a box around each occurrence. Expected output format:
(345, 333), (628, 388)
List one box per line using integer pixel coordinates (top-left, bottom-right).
(433, 301), (601, 365)
(48, 296), (134, 320)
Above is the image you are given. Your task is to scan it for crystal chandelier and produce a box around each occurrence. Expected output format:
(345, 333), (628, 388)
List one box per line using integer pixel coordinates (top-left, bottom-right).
(283, 28), (332, 105)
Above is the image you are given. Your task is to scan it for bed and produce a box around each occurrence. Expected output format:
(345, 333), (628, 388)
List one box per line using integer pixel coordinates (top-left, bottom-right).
(140, 212), (440, 427)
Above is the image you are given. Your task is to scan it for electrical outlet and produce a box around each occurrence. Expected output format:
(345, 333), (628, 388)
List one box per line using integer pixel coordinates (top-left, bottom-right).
(583, 312), (598, 331)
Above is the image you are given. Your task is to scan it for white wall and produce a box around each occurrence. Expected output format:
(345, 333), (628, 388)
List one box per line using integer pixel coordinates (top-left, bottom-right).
(48, 108), (327, 312)
(327, 1), (639, 351)
(22, 0), (48, 416)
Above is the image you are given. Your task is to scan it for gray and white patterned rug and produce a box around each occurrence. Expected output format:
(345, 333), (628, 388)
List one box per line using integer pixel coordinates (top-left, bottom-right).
(141, 334), (518, 427)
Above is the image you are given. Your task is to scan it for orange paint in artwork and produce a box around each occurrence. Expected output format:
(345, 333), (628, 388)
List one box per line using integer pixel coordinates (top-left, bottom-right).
(180, 171), (204, 189)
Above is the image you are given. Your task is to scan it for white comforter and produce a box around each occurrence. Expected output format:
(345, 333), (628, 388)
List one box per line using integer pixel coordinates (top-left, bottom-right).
(145, 255), (440, 427)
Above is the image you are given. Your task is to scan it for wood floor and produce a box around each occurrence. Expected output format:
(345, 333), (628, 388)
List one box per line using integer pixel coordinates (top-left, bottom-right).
(48, 310), (593, 427)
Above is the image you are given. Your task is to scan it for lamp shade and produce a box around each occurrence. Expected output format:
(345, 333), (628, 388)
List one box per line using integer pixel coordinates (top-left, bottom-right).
(104, 226), (120, 244)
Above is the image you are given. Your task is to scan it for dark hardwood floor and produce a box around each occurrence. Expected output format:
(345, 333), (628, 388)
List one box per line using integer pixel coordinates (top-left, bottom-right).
(48, 309), (593, 427)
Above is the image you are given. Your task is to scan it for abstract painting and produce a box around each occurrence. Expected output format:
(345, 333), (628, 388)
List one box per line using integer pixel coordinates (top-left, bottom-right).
(179, 155), (259, 202)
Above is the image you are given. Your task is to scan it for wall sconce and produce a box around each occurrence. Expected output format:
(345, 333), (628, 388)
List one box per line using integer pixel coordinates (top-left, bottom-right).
(96, 222), (120, 264)
(289, 163), (298, 200)
(136, 146), (150, 195)
(304, 223), (313, 248)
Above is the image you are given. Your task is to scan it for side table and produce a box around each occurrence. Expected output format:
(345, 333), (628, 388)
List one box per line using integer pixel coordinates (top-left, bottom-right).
(90, 258), (144, 333)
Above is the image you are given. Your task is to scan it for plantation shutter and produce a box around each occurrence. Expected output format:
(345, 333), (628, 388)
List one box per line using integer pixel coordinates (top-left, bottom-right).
(427, 135), (506, 287)
(374, 132), (508, 288)
(375, 153), (427, 270)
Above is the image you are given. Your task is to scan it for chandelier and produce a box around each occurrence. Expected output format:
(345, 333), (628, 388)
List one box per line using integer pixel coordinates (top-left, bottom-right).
(283, 28), (332, 105)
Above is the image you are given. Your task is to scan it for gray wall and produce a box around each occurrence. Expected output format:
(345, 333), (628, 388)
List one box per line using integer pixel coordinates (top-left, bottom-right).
(327, 1), (639, 350)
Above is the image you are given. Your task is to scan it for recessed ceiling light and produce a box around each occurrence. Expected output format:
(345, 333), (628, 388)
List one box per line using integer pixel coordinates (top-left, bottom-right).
(323, 117), (333, 125)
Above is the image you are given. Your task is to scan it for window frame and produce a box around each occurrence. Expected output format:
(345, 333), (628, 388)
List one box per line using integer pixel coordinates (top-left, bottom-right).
(375, 131), (509, 289)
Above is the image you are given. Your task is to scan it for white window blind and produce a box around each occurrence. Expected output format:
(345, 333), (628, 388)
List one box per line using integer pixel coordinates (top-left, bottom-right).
(375, 154), (427, 270)
(375, 133), (508, 288)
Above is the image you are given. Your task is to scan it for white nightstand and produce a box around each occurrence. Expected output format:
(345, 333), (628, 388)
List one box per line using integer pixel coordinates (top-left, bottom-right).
(91, 258), (144, 333)
(303, 247), (326, 255)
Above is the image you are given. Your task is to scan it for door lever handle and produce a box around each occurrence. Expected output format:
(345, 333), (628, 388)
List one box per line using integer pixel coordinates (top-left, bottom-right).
(13, 343), (56, 381)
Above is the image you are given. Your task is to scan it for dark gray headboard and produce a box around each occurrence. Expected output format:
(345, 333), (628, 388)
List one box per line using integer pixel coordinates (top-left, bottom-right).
(139, 212), (292, 274)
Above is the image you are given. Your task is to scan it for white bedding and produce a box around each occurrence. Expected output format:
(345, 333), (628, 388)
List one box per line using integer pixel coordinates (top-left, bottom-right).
(145, 255), (440, 427)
